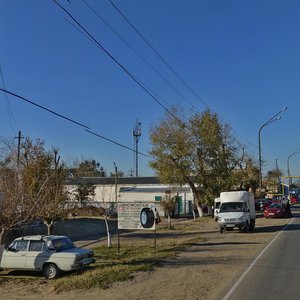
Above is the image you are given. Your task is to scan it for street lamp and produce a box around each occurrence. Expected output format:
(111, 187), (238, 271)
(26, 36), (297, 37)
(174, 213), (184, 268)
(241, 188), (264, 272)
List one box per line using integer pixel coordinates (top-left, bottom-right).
(287, 148), (300, 187)
(258, 107), (287, 196)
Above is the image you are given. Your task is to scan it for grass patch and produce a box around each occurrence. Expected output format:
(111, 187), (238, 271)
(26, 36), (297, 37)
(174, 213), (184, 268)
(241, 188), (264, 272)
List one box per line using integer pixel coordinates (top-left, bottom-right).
(52, 232), (206, 293)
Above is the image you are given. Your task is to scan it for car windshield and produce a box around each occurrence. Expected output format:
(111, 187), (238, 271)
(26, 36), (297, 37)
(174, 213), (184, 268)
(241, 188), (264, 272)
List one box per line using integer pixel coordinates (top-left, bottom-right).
(220, 202), (247, 213)
(51, 238), (75, 252)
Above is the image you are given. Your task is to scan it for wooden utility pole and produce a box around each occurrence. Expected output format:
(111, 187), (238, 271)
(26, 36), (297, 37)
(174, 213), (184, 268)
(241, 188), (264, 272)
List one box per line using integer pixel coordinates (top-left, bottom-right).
(16, 131), (23, 170)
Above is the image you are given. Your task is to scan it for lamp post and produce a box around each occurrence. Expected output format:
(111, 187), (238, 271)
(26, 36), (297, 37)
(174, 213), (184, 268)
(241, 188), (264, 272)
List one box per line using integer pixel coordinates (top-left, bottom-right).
(258, 107), (287, 197)
(287, 148), (300, 187)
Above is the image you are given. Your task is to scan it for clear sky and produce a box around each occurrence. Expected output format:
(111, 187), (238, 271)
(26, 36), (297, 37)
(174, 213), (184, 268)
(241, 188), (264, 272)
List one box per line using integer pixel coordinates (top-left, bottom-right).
(1, 0), (300, 178)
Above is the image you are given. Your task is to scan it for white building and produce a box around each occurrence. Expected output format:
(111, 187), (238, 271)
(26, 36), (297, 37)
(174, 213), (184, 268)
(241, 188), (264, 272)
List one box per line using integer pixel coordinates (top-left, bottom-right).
(65, 177), (194, 216)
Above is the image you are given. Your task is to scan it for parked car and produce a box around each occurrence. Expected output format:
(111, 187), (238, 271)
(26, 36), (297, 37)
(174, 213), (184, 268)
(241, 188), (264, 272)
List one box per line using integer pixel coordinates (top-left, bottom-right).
(0, 235), (95, 279)
(290, 196), (298, 204)
(263, 203), (288, 218)
(255, 198), (272, 211)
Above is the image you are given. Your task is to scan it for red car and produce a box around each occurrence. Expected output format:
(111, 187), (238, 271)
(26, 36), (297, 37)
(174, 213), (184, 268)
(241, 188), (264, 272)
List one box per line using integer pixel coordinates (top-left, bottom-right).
(290, 196), (298, 204)
(264, 203), (288, 218)
(255, 199), (272, 211)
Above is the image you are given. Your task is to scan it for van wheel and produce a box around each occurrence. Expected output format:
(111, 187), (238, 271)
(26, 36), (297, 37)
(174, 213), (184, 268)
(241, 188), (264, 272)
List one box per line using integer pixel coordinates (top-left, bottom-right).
(244, 222), (250, 233)
(43, 263), (60, 279)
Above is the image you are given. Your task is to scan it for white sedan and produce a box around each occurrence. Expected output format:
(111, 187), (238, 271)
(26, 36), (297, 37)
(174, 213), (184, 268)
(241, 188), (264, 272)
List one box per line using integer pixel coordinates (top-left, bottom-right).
(0, 235), (95, 279)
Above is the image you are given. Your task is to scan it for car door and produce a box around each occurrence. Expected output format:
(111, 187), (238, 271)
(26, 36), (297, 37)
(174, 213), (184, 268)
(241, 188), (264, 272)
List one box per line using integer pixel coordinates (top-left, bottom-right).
(2, 240), (28, 269)
(26, 240), (50, 270)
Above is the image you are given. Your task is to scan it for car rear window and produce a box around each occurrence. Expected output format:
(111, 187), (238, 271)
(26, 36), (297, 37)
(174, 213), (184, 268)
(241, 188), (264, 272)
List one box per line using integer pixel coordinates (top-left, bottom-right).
(52, 238), (75, 252)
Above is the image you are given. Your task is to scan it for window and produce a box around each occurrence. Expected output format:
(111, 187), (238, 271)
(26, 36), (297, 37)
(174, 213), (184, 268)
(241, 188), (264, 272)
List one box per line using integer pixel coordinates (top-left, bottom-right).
(13, 240), (29, 251)
(155, 196), (162, 201)
(28, 240), (44, 252)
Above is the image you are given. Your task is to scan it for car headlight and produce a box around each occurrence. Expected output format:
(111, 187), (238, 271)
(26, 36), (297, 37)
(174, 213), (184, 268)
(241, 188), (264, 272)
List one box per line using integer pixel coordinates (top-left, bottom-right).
(238, 216), (245, 221)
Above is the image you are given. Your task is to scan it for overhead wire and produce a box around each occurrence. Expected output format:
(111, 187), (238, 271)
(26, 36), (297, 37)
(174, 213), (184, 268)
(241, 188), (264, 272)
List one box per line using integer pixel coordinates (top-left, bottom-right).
(0, 88), (90, 129)
(80, 0), (198, 110)
(0, 64), (18, 131)
(106, 0), (264, 155)
(0, 87), (169, 166)
(53, 1), (260, 175)
(52, 0), (187, 128)
(53, 0), (253, 169)
(107, 0), (209, 108)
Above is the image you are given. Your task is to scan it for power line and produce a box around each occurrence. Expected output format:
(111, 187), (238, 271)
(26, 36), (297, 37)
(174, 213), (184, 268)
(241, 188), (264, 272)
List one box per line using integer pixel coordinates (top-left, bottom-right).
(57, 0), (260, 158)
(0, 88), (90, 129)
(80, 0), (198, 110)
(106, 0), (261, 153)
(0, 87), (170, 166)
(107, 0), (209, 108)
(0, 64), (18, 131)
(52, 0), (186, 128)
(54, 0), (260, 171)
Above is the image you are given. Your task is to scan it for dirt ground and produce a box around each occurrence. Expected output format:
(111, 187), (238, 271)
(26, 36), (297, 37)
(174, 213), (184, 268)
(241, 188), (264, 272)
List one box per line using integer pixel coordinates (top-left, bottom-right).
(0, 214), (292, 300)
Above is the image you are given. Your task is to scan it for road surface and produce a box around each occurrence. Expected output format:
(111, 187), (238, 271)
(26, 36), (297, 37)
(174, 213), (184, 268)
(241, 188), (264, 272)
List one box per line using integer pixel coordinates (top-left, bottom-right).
(221, 205), (300, 300)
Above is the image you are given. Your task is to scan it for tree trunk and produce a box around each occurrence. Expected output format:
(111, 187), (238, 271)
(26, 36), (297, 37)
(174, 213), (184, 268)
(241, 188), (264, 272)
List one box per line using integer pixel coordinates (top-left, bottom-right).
(45, 221), (54, 235)
(0, 227), (8, 264)
(167, 212), (172, 230)
(104, 215), (112, 247)
(197, 203), (204, 217)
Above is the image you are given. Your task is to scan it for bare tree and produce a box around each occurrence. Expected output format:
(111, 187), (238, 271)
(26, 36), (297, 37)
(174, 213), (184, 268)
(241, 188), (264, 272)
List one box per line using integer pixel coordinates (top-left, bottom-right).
(0, 137), (51, 257)
(37, 147), (69, 235)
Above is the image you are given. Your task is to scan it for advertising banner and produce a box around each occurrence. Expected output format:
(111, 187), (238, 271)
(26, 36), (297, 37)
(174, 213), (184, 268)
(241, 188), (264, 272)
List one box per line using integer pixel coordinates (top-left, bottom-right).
(117, 202), (156, 230)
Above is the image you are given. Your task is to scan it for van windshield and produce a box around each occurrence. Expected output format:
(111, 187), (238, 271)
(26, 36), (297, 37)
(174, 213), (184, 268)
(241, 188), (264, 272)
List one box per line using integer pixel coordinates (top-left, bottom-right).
(220, 202), (248, 213)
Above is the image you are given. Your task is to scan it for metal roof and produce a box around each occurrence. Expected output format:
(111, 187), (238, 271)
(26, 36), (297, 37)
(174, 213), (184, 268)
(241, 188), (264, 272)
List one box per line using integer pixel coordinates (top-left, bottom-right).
(65, 176), (161, 186)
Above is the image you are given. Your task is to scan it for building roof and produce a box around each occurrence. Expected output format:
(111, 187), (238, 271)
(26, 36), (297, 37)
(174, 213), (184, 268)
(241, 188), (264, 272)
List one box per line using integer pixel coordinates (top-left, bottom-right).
(65, 176), (161, 186)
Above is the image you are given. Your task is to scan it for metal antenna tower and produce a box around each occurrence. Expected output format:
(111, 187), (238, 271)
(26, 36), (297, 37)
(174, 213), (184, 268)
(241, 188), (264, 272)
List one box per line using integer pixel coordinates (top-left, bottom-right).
(132, 120), (141, 177)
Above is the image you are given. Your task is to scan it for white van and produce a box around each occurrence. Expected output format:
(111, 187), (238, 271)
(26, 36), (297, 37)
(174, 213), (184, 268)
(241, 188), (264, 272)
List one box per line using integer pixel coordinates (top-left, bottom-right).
(218, 191), (255, 233)
(213, 197), (221, 221)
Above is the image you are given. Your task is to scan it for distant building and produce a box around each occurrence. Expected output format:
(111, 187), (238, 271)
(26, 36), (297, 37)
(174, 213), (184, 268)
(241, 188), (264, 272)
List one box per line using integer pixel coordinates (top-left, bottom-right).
(65, 176), (194, 216)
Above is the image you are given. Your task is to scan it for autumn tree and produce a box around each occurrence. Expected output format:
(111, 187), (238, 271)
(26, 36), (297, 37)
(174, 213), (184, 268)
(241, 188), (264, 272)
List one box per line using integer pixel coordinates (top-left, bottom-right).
(265, 168), (283, 194)
(231, 149), (260, 192)
(72, 159), (106, 177)
(75, 182), (96, 207)
(149, 107), (240, 217)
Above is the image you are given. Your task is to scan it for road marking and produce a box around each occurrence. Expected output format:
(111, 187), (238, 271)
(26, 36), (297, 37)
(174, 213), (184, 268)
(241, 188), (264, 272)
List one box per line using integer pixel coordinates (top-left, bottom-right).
(223, 217), (295, 300)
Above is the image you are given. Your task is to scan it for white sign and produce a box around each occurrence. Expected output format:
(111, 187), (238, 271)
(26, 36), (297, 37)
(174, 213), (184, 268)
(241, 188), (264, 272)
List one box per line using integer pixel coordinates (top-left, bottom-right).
(117, 202), (156, 230)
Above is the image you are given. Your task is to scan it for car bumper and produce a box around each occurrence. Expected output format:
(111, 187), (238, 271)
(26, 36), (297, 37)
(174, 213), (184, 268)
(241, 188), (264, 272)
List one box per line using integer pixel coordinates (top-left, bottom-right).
(218, 220), (247, 229)
(71, 258), (95, 269)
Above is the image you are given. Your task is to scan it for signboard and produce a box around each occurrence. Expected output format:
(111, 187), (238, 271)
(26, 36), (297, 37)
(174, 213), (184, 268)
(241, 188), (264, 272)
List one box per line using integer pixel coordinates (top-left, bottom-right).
(117, 202), (156, 230)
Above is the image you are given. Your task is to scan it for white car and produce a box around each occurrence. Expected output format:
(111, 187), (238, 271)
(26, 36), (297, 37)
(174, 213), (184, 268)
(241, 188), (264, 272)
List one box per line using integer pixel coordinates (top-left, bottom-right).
(0, 235), (95, 279)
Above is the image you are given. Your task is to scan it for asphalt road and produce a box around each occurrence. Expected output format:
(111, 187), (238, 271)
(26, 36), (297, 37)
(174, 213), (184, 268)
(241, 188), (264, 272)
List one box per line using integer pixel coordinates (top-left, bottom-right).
(222, 205), (300, 300)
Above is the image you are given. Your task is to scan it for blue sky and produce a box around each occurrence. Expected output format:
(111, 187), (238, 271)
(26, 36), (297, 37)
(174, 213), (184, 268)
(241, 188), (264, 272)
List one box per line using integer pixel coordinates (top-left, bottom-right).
(1, 0), (300, 179)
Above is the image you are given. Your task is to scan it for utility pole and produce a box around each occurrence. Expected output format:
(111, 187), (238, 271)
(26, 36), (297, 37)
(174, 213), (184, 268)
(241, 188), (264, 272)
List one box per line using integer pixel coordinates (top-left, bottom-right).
(275, 158), (280, 194)
(15, 131), (23, 171)
(113, 162), (118, 202)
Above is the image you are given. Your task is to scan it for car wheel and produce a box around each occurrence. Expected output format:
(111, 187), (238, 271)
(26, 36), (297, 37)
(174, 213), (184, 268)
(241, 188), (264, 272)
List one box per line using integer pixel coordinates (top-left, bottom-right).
(43, 263), (60, 279)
